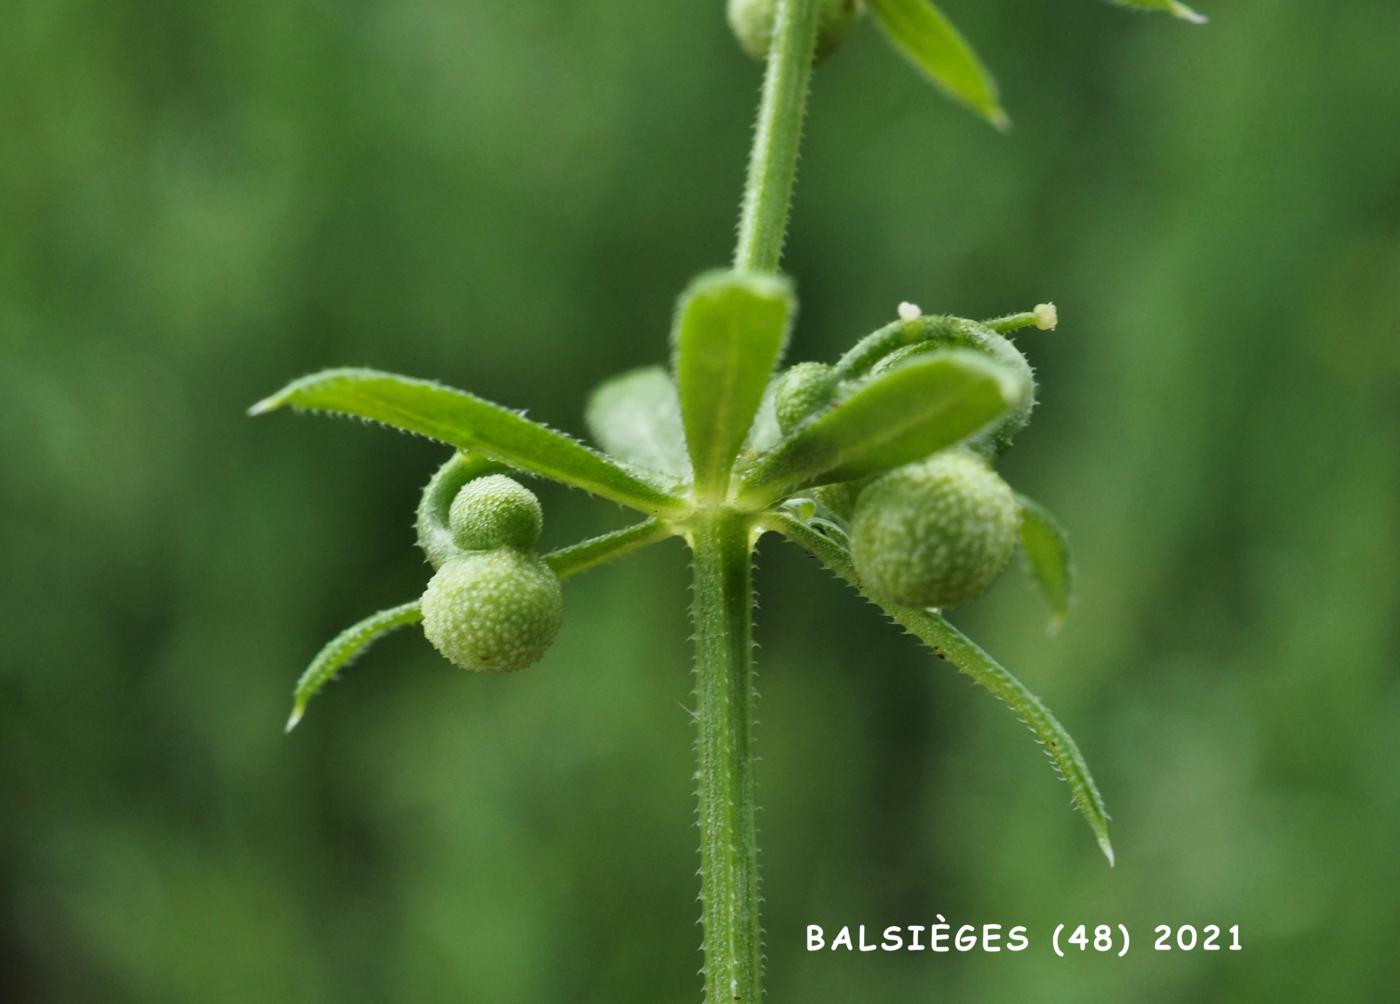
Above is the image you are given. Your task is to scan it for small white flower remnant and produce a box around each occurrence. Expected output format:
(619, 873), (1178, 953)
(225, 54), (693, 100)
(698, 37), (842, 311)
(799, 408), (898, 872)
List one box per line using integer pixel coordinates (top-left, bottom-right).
(897, 301), (922, 322)
(1033, 302), (1058, 331)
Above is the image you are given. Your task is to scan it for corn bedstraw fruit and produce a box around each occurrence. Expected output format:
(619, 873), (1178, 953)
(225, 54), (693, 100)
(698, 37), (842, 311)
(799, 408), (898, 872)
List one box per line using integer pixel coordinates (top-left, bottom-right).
(421, 549), (563, 672)
(448, 473), (543, 551)
(851, 450), (1020, 608)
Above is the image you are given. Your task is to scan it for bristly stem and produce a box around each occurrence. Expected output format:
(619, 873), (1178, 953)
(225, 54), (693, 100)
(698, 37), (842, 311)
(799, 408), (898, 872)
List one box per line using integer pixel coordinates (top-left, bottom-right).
(691, 512), (762, 1004)
(734, 0), (821, 274)
(543, 518), (674, 580)
(691, 4), (820, 999)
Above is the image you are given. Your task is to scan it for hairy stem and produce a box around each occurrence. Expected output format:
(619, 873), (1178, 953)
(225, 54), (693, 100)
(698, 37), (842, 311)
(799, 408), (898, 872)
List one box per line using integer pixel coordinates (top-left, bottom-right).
(690, 512), (762, 1003)
(685, 5), (821, 998)
(544, 518), (675, 580)
(734, 0), (821, 274)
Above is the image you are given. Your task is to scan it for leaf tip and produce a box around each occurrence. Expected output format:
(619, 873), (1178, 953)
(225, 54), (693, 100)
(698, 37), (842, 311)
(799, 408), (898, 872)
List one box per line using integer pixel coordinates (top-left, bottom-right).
(248, 392), (285, 417)
(1098, 834), (1116, 867)
(988, 106), (1012, 133)
(1169, 2), (1208, 24)
(285, 705), (305, 733)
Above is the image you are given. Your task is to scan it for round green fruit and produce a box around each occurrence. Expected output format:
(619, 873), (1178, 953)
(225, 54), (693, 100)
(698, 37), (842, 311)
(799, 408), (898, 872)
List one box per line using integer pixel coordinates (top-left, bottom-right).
(421, 550), (563, 672)
(850, 451), (1019, 608)
(448, 474), (543, 552)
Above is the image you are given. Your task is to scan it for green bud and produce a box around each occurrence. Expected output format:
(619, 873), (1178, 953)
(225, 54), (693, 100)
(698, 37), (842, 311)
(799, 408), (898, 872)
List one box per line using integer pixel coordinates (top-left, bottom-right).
(850, 450), (1019, 608)
(421, 550), (563, 672)
(448, 474), (543, 552)
(727, 0), (863, 63)
(774, 361), (838, 435)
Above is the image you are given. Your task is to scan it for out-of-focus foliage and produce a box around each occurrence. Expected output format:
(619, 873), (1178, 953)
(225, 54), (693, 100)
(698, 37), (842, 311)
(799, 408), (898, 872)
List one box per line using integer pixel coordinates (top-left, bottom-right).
(3, 2), (1398, 1002)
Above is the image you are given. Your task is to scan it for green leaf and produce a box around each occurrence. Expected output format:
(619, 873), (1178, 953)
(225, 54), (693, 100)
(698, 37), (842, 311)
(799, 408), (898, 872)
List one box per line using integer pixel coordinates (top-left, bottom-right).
(672, 270), (794, 500)
(286, 601), (422, 732)
(767, 512), (1112, 864)
(1104, 0), (1207, 24)
(890, 605), (1112, 863)
(251, 368), (685, 515)
(738, 349), (1027, 506)
(585, 366), (690, 480)
(868, 0), (1009, 130)
(1016, 492), (1076, 634)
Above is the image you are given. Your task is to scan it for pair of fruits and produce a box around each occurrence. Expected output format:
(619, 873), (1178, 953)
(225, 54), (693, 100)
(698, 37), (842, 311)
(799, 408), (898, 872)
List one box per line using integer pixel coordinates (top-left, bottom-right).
(420, 475), (562, 672)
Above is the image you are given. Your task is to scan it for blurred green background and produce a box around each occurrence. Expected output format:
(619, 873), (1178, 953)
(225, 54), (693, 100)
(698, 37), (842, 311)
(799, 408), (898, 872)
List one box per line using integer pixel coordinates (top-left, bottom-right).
(4, 1), (1398, 1001)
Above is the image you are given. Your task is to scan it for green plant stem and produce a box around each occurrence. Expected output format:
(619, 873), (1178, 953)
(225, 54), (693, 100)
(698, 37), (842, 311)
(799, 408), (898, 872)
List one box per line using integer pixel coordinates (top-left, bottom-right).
(734, 0), (821, 274)
(686, 6), (821, 998)
(981, 310), (1040, 334)
(544, 518), (674, 580)
(690, 511), (762, 1004)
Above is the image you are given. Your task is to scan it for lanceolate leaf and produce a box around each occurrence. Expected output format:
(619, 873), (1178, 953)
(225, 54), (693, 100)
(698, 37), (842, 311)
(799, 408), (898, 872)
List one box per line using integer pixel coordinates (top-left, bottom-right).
(672, 270), (794, 500)
(738, 349), (1026, 505)
(767, 513), (1112, 864)
(251, 369), (684, 515)
(868, 0), (1009, 130)
(1016, 492), (1076, 634)
(286, 601), (422, 732)
(888, 603), (1112, 863)
(586, 366), (690, 480)
(1104, 0), (1207, 24)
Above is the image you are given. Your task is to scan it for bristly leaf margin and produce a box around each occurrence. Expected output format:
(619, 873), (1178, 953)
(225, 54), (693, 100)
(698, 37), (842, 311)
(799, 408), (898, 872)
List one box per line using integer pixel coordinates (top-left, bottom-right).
(287, 601), (423, 732)
(765, 511), (1113, 864)
(250, 368), (685, 516)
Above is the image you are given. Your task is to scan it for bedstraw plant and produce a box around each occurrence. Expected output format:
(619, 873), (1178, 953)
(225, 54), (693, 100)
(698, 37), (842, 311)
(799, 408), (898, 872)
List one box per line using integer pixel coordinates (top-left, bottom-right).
(252, 1), (1203, 999)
